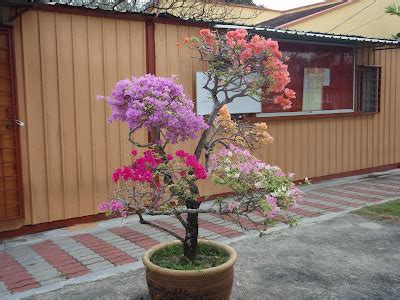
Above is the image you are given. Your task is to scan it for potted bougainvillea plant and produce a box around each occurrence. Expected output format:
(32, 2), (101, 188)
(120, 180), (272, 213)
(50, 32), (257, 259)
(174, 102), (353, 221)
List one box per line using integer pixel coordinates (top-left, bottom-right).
(99, 28), (302, 299)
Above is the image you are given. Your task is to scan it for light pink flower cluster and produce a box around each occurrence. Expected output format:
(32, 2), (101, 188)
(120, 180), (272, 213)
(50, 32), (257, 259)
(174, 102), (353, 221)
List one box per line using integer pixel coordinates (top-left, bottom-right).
(210, 144), (302, 220)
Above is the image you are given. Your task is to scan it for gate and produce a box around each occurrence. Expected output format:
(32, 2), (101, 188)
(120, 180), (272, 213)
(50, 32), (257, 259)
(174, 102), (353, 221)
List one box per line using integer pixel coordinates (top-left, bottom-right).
(0, 27), (23, 220)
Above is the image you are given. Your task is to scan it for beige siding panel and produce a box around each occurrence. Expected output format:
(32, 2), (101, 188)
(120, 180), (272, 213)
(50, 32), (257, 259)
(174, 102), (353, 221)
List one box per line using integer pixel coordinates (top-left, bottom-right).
(342, 117), (350, 172)
(335, 118), (343, 174)
(361, 116), (368, 168)
(329, 119), (337, 174)
(57, 13), (80, 219)
(300, 120), (309, 179)
(72, 15), (95, 216)
(116, 19), (132, 164)
(21, 11), (49, 224)
(103, 18), (121, 195)
(89, 17), (110, 209)
(315, 120), (324, 176)
(308, 119), (316, 178)
(38, 12), (64, 221)
(396, 49), (400, 163)
(293, 120), (302, 178)
(389, 49), (396, 164)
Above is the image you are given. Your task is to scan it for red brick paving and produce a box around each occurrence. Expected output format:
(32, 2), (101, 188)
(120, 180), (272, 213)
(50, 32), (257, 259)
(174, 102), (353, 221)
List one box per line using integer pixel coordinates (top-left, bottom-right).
(287, 207), (321, 217)
(306, 192), (362, 208)
(343, 185), (396, 197)
(73, 233), (135, 266)
(109, 227), (159, 249)
(318, 189), (380, 202)
(198, 218), (243, 238)
(358, 182), (400, 193)
(209, 212), (260, 230)
(32, 240), (90, 279)
(151, 219), (186, 238)
(0, 251), (39, 293)
(301, 200), (344, 212)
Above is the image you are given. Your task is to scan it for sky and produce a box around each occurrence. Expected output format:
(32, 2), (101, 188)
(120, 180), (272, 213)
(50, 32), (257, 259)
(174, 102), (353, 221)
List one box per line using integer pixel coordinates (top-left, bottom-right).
(253, 0), (325, 11)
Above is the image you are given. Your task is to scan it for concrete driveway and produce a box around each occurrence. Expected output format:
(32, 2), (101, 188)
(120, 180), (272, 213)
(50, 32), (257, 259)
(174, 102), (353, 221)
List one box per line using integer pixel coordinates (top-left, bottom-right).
(26, 213), (400, 300)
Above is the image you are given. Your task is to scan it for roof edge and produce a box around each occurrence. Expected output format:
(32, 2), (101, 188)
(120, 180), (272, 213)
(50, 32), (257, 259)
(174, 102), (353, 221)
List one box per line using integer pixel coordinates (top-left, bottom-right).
(213, 23), (400, 45)
(277, 0), (353, 28)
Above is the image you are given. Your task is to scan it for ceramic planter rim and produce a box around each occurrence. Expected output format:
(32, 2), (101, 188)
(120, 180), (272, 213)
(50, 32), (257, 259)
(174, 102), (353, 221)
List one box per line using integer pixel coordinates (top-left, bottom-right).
(142, 239), (237, 278)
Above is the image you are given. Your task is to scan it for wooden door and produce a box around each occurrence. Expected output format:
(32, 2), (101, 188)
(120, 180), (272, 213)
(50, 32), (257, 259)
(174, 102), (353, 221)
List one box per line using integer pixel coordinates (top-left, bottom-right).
(0, 27), (23, 220)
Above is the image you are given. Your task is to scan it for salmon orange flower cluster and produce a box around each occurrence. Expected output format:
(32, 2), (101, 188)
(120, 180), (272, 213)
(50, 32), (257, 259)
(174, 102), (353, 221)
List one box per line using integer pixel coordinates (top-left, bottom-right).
(181, 28), (296, 109)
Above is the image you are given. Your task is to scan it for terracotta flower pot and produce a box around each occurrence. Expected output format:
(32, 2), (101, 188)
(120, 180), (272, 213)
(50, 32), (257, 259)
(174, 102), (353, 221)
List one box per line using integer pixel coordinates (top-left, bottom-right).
(142, 239), (237, 300)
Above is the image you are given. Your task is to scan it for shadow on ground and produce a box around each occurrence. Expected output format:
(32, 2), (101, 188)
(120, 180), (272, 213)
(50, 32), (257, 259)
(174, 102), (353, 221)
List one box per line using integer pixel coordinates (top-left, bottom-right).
(26, 214), (400, 300)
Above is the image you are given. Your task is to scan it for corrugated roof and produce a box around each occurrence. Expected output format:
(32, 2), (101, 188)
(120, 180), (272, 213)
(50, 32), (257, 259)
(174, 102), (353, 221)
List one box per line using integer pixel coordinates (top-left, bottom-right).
(258, 1), (345, 28)
(213, 24), (400, 46)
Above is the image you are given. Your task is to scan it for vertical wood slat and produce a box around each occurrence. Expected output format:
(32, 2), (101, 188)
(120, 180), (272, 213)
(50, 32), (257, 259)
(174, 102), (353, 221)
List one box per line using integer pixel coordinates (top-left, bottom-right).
(57, 13), (80, 219)
(73, 14), (95, 216)
(21, 11), (49, 224)
(38, 11), (64, 221)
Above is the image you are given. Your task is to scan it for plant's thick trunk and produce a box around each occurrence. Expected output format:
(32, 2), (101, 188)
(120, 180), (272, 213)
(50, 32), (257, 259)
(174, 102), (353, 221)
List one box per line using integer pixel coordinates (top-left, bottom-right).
(184, 200), (200, 262)
(183, 181), (201, 261)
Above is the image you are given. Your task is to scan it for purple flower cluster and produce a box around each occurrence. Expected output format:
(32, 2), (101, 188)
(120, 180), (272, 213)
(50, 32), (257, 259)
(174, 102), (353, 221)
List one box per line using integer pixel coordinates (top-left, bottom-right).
(101, 74), (208, 144)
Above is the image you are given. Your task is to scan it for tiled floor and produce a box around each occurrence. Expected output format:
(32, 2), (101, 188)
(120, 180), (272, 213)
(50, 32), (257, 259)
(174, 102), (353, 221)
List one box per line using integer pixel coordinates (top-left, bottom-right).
(1, 169), (399, 298)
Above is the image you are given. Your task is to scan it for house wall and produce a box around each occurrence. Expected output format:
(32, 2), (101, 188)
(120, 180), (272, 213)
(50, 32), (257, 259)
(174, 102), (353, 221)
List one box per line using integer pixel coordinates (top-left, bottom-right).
(1, 10), (399, 231)
(282, 0), (400, 39)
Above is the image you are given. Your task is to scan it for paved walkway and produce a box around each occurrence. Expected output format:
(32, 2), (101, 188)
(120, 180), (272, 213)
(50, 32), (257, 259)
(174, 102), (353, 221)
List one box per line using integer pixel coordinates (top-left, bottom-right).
(1, 169), (399, 299)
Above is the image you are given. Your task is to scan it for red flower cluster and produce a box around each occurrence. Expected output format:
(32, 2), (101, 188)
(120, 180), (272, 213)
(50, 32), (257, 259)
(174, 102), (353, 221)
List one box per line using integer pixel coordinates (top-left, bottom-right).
(176, 150), (207, 179)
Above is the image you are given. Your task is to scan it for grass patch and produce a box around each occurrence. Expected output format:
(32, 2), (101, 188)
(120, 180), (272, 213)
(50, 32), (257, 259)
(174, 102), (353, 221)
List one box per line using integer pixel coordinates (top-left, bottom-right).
(355, 199), (400, 223)
(150, 243), (229, 271)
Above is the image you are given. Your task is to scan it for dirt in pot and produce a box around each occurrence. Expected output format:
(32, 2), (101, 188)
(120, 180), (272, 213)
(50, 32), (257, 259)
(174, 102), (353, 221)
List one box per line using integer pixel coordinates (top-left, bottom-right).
(150, 243), (229, 270)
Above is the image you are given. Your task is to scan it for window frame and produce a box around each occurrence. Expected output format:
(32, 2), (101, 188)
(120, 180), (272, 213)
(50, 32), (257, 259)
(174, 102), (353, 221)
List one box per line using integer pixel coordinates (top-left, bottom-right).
(256, 39), (356, 118)
(356, 65), (381, 113)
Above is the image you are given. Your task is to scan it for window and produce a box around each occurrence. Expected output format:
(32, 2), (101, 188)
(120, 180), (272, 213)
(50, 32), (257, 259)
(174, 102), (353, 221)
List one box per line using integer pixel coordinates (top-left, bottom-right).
(356, 66), (381, 113)
(259, 41), (355, 116)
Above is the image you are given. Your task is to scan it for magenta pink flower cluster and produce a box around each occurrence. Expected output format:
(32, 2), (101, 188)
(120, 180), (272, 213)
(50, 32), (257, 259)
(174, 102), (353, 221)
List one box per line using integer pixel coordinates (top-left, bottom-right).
(99, 74), (208, 144)
(112, 149), (167, 183)
(99, 199), (127, 218)
(111, 149), (207, 185)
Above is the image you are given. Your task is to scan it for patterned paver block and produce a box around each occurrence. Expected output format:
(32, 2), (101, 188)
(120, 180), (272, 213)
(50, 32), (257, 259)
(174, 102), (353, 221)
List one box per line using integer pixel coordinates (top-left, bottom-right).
(9, 244), (62, 285)
(343, 185), (397, 197)
(73, 233), (136, 266)
(287, 206), (321, 217)
(301, 200), (344, 212)
(52, 236), (114, 272)
(358, 182), (400, 193)
(31, 240), (90, 279)
(317, 189), (381, 203)
(0, 251), (39, 293)
(306, 192), (362, 208)
(208, 212), (259, 230)
(109, 227), (159, 249)
(151, 219), (187, 239)
(198, 218), (243, 238)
